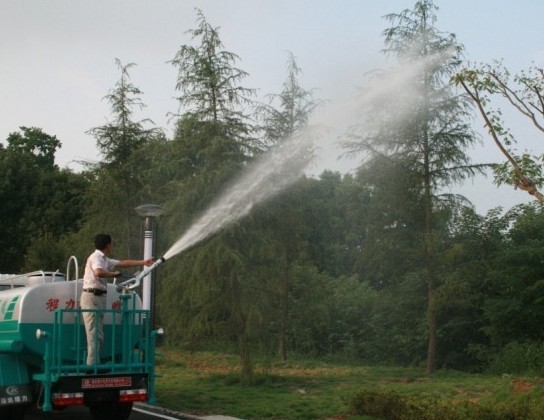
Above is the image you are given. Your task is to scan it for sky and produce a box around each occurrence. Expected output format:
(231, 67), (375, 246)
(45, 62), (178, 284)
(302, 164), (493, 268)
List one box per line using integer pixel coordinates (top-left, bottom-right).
(1, 0), (543, 214)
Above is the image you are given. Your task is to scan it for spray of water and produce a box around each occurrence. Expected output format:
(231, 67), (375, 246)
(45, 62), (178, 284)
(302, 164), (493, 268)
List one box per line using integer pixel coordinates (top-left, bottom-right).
(162, 49), (455, 260)
(318, 48), (457, 130)
(162, 129), (317, 259)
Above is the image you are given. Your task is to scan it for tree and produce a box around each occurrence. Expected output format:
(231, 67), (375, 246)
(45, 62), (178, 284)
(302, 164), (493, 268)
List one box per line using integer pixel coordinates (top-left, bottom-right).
(84, 59), (163, 257)
(258, 52), (321, 147)
(159, 8), (261, 205)
(88, 59), (162, 166)
(257, 52), (322, 361)
(482, 204), (544, 347)
(160, 9), (262, 380)
(433, 206), (510, 370)
(350, 154), (429, 288)
(454, 62), (544, 202)
(169, 8), (258, 157)
(342, 0), (484, 373)
(0, 127), (88, 272)
(5, 126), (60, 167)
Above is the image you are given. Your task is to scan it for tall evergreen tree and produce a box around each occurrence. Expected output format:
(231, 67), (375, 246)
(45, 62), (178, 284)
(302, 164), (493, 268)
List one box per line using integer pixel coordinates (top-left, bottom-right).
(257, 52), (322, 361)
(169, 8), (258, 158)
(259, 52), (321, 147)
(83, 59), (163, 257)
(343, 0), (484, 373)
(160, 9), (261, 379)
(88, 59), (161, 166)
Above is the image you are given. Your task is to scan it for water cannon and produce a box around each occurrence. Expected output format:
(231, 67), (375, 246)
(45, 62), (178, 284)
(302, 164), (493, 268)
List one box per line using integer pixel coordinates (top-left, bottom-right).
(116, 257), (166, 293)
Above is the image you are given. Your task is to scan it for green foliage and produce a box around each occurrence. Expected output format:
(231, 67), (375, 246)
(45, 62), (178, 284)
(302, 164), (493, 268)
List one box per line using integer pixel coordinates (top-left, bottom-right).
(5, 126), (61, 166)
(83, 59), (163, 258)
(304, 171), (366, 278)
(8, 4), (544, 381)
(170, 8), (257, 154)
(159, 21), (331, 378)
(363, 273), (429, 366)
(487, 341), (544, 376)
(343, 0), (485, 374)
(87, 59), (162, 165)
(155, 350), (544, 420)
(258, 51), (322, 150)
(480, 205), (544, 349)
(350, 388), (544, 420)
(0, 127), (88, 272)
(350, 158), (426, 289)
(22, 233), (70, 273)
(455, 61), (544, 195)
(350, 389), (407, 419)
(157, 91), (257, 376)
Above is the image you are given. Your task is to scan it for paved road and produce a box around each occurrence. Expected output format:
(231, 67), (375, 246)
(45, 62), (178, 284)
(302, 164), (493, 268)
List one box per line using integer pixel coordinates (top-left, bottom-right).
(23, 403), (201, 420)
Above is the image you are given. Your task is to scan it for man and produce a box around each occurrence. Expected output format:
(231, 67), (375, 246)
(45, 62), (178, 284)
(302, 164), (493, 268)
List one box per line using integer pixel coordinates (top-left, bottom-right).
(81, 233), (153, 366)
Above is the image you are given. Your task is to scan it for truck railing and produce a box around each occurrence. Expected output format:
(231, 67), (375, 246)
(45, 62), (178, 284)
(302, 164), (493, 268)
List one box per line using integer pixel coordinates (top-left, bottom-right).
(34, 292), (159, 411)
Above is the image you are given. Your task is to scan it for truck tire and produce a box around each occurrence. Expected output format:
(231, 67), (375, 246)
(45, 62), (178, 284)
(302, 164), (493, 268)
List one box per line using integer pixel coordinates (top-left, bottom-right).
(89, 401), (133, 420)
(0, 404), (26, 420)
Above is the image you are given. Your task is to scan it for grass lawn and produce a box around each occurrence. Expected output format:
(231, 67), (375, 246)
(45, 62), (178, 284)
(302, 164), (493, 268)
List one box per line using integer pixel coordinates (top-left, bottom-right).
(153, 349), (542, 419)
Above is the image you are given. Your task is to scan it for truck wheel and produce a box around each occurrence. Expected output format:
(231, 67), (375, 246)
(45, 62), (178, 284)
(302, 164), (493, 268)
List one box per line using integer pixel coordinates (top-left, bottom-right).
(0, 405), (26, 420)
(89, 401), (133, 420)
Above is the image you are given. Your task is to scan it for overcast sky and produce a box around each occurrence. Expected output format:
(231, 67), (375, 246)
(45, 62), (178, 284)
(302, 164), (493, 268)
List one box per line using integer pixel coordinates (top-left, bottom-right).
(1, 0), (543, 213)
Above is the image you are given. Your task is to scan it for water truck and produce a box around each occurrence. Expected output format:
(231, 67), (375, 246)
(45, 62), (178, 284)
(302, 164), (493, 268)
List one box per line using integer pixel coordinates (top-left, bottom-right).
(0, 256), (164, 420)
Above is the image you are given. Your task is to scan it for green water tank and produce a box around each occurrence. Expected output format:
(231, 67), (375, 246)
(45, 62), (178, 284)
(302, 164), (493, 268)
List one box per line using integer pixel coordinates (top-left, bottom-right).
(0, 278), (143, 367)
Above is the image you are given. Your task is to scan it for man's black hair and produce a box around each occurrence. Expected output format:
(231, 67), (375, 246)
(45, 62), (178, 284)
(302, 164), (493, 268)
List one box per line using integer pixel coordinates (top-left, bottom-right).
(94, 234), (112, 250)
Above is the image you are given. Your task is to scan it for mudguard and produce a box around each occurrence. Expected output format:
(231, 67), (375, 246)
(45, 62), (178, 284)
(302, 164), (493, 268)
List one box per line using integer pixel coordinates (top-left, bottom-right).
(0, 354), (32, 407)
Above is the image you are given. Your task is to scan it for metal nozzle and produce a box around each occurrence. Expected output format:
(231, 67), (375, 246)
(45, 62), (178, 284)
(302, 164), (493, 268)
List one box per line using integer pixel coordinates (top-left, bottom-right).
(116, 257), (166, 292)
(146, 257), (166, 273)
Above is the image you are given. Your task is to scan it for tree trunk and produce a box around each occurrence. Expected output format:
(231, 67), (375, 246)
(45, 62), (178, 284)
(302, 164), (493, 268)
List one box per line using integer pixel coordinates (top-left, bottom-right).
(423, 186), (438, 374)
(232, 277), (252, 381)
(422, 104), (437, 374)
(238, 329), (252, 381)
(278, 272), (288, 362)
(426, 282), (437, 374)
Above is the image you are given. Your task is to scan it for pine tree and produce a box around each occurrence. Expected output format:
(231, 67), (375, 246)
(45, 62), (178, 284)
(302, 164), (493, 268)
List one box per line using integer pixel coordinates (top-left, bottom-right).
(343, 0), (484, 373)
(84, 59), (162, 257)
(169, 8), (258, 158)
(257, 52), (323, 361)
(160, 9), (261, 379)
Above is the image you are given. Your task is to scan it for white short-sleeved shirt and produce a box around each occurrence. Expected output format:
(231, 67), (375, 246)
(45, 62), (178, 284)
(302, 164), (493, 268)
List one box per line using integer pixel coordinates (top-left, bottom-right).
(83, 249), (120, 291)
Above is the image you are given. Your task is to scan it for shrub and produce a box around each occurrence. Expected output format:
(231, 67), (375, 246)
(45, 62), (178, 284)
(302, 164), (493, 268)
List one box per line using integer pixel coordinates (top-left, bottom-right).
(348, 389), (543, 419)
(487, 341), (544, 376)
(349, 389), (406, 419)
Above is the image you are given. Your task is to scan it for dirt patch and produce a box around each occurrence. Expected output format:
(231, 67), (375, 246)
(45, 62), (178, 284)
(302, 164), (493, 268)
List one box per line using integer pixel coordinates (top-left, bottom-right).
(511, 379), (535, 394)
